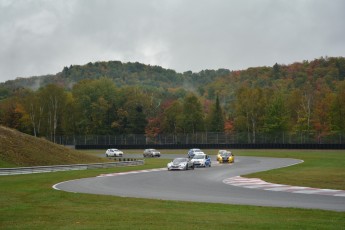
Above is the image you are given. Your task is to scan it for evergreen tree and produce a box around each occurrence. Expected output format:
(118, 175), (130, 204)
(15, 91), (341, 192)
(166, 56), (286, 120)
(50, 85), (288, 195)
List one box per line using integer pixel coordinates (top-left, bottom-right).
(127, 105), (147, 134)
(272, 63), (281, 79)
(207, 94), (224, 132)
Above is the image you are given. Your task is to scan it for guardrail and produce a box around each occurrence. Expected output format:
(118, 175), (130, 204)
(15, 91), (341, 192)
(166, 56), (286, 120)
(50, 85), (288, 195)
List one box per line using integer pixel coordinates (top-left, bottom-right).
(0, 160), (144, 176)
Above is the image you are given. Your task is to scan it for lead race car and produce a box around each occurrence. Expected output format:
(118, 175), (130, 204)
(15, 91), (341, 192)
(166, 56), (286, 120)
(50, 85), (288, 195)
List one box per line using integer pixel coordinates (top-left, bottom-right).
(217, 150), (235, 163)
(167, 158), (195, 170)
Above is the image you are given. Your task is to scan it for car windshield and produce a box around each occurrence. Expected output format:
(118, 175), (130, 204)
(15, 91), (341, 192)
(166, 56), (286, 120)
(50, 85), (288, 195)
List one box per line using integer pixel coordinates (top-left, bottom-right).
(173, 158), (187, 164)
(193, 155), (205, 159)
(221, 152), (231, 157)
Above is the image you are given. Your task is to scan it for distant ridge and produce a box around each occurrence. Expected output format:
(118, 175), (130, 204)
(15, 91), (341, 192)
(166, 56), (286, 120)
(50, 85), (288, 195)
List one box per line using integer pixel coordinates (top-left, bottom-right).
(0, 60), (230, 91)
(1, 57), (344, 95)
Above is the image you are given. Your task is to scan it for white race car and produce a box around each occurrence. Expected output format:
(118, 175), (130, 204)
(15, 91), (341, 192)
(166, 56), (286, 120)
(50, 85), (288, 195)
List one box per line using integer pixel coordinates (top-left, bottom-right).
(105, 149), (123, 157)
(143, 149), (161, 157)
(191, 154), (211, 167)
(167, 158), (194, 170)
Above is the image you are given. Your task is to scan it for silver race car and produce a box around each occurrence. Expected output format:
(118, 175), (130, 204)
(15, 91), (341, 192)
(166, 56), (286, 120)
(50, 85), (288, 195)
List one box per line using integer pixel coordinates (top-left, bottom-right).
(167, 158), (195, 170)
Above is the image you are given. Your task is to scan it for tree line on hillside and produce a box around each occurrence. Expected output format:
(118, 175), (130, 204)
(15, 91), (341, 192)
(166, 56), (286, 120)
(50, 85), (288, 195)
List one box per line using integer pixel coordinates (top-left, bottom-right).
(0, 60), (230, 96)
(0, 74), (344, 143)
(1, 57), (344, 94)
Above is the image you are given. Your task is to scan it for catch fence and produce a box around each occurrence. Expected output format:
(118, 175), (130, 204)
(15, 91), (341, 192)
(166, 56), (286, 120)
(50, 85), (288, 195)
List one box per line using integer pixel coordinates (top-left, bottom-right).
(52, 131), (345, 146)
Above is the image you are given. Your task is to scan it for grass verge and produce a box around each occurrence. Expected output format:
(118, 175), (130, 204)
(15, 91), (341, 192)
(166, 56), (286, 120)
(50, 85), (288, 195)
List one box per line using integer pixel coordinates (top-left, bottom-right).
(233, 149), (345, 190)
(1, 151), (345, 229)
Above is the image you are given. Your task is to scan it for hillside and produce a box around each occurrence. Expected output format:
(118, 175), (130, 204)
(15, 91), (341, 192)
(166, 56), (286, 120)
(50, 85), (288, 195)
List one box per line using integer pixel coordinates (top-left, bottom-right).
(0, 56), (344, 143)
(0, 57), (344, 101)
(0, 60), (230, 95)
(0, 125), (107, 167)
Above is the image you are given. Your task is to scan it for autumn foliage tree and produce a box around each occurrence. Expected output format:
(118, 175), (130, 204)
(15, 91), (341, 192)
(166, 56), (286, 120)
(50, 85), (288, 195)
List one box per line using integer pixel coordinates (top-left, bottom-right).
(234, 87), (267, 143)
(181, 94), (204, 134)
(1, 57), (345, 144)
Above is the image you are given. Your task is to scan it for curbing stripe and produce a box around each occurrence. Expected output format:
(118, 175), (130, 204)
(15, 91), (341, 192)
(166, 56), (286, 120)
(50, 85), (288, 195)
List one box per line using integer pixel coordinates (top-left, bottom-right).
(223, 176), (345, 197)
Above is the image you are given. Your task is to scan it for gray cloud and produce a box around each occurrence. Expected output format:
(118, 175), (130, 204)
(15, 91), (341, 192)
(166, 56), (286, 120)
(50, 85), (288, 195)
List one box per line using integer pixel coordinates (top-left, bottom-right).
(1, 0), (344, 82)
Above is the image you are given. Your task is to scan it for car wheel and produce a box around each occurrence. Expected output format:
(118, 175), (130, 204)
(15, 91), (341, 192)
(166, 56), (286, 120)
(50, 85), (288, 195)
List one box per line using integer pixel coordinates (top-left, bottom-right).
(185, 165), (188, 170)
(106, 154), (108, 157)
(192, 164), (195, 170)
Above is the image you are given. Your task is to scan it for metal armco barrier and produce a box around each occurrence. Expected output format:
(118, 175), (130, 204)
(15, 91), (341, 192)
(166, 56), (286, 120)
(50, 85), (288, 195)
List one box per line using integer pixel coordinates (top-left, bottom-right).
(0, 160), (144, 176)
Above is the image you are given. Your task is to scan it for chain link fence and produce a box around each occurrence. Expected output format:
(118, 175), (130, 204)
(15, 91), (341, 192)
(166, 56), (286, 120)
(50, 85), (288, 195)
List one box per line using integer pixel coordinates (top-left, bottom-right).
(51, 131), (344, 146)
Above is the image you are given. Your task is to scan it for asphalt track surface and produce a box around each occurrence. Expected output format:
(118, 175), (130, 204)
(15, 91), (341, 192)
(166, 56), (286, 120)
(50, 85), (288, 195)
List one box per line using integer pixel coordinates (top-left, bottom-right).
(54, 155), (345, 211)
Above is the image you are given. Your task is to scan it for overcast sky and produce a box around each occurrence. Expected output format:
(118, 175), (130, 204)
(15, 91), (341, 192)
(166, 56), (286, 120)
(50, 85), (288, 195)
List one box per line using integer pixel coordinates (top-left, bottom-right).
(1, 0), (344, 83)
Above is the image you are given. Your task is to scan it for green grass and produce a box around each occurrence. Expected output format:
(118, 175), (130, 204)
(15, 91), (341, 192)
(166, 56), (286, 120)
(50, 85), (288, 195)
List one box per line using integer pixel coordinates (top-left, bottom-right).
(233, 149), (345, 190)
(2, 126), (344, 228)
(1, 150), (345, 229)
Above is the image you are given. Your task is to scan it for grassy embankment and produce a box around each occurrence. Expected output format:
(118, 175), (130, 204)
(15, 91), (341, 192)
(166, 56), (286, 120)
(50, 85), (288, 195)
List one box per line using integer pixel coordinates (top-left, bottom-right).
(1, 126), (344, 229)
(0, 125), (109, 168)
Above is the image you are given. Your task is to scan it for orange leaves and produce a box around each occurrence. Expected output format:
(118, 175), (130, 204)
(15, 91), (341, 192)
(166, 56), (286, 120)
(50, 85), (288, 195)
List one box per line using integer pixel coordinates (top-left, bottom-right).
(224, 119), (234, 133)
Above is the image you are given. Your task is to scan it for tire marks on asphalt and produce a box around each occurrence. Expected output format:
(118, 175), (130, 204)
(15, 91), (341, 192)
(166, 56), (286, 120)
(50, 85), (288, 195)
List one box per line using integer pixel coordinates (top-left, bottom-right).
(223, 176), (345, 197)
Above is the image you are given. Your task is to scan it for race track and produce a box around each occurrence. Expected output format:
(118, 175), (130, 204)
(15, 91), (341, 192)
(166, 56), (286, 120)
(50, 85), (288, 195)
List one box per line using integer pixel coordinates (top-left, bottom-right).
(53, 155), (345, 211)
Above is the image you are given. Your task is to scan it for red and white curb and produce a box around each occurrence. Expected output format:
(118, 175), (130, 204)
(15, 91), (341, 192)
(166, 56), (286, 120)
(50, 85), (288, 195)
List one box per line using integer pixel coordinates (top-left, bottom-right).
(98, 168), (166, 177)
(223, 176), (345, 197)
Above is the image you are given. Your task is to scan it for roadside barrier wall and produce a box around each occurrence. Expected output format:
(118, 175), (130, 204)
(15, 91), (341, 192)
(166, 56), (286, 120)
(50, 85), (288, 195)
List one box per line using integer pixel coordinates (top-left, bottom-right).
(0, 160), (144, 176)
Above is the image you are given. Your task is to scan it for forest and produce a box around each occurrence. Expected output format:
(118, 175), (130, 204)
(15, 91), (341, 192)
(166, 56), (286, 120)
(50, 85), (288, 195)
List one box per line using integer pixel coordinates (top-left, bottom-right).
(0, 56), (344, 144)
